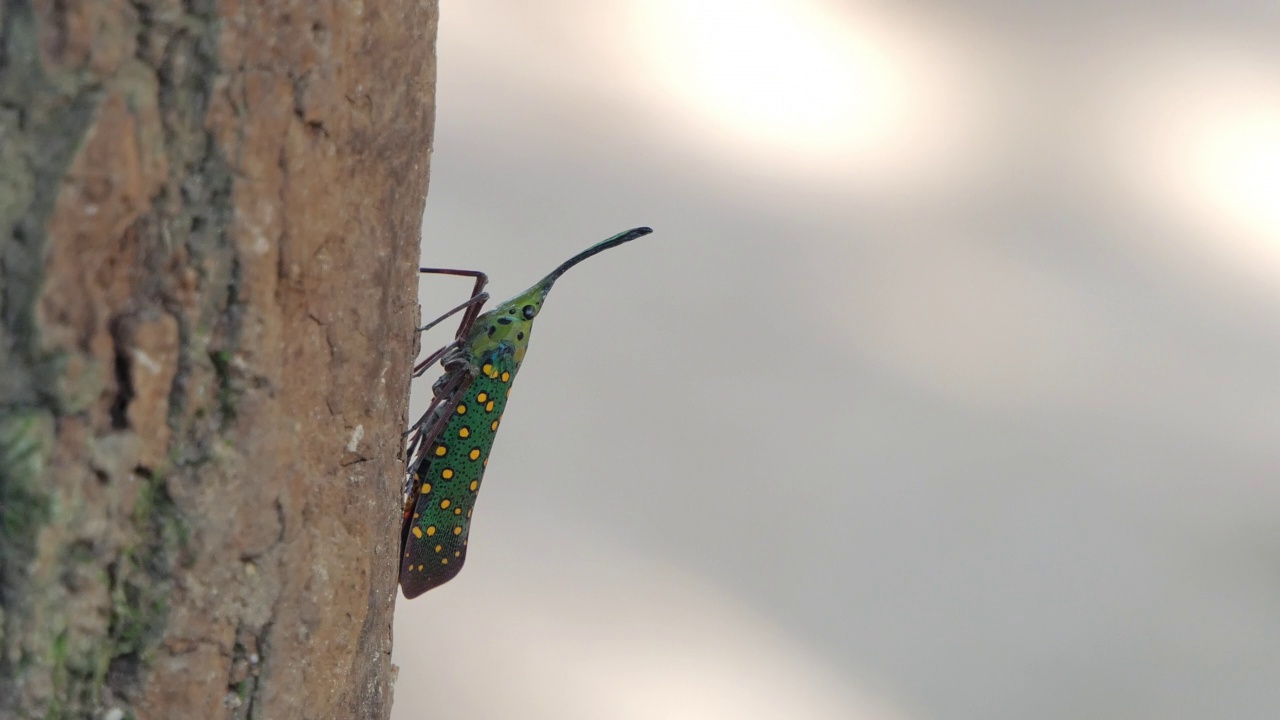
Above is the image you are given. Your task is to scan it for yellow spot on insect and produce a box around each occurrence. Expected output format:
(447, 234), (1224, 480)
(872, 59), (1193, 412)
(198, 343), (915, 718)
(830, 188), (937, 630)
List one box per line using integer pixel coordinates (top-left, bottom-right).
(440, 499), (451, 509)
(427, 526), (437, 536)
(469, 448), (481, 461)
(483, 458), (489, 467)
(434, 445), (447, 456)
(459, 427), (470, 438)
(456, 403), (467, 415)
(412, 527), (423, 539)
(506, 388), (511, 398)
(421, 483), (432, 494)
(435, 545), (442, 552)
(477, 392), (487, 403)
(485, 400), (495, 412)
(454, 508), (462, 515)
(467, 509), (473, 518)
(491, 420), (499, 431)
(482, 363), (493, 376)
(455, 551), (461, 557)
(418, 564), (424, 571)
(501, 371), (510, 382)
(453, 526), (463, 535)
(441, 468), (454, 479)
(441, 558), (449, 564)
(413, 513), (419, 519)
(469, 480), (478, 492)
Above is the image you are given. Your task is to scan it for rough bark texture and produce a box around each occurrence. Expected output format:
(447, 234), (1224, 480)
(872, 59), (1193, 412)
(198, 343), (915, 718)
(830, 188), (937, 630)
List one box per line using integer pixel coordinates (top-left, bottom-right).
(0, 1), (436, 717)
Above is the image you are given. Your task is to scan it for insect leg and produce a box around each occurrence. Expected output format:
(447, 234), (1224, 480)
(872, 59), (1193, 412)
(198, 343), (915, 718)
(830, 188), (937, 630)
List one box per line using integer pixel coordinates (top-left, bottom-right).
(417, 291), (490, 335)
(412, 344), (451, 379)
(414, 268), (490, 378)
(418, 267), (488, 341)
(404, 371), (473, 460)
(411, 292), (490, 379)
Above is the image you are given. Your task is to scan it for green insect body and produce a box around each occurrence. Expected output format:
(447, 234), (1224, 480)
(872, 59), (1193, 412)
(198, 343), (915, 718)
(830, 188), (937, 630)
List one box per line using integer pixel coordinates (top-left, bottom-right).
(400, 352), (515, 594)
(400, 227), (653, 598)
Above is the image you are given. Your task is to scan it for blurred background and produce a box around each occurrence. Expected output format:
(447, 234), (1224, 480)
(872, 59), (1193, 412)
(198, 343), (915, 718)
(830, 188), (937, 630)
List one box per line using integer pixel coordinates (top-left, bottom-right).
(393, 1), (1280, 718)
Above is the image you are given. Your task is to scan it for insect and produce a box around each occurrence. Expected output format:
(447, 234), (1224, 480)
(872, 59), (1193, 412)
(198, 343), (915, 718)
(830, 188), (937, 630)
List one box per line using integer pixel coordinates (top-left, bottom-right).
(400, 227), (654, 598)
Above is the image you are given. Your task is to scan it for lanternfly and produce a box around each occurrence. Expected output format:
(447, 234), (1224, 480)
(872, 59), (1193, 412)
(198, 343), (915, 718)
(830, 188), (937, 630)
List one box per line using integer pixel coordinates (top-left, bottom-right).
(400, 227), (653, 598)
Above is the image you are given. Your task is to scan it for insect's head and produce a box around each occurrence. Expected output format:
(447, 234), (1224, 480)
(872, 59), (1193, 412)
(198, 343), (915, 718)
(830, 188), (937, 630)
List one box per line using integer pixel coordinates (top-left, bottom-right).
(467, 227), (653, 363)
(472, 285), (545, 362)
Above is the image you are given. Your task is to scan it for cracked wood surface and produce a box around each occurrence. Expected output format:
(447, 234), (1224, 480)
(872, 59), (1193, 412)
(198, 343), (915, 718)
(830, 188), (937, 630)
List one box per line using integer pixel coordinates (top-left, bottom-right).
(0, 1), (437, 717)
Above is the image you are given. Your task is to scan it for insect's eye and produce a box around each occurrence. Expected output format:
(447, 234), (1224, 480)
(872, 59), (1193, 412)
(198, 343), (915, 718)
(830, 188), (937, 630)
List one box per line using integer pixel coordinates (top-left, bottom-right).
(522, 304), (537, 320)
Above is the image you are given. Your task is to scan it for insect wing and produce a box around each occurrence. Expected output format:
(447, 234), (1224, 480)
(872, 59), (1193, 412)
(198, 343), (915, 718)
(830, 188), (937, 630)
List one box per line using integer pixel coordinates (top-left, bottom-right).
(400, 350), (518, 598)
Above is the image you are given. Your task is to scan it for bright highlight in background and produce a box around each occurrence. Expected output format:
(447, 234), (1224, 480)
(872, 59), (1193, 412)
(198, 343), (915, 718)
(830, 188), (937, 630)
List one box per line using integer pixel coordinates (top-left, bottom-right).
(636, 0), (910, 160)
(1118, 48), (1280, 284)
(1191, 106), (1280, 241)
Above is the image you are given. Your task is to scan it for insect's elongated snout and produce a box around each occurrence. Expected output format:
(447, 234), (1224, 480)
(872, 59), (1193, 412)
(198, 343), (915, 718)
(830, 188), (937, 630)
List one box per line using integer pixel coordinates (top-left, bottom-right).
(536, 226), (653, 296)
(469, 226), (655, 359)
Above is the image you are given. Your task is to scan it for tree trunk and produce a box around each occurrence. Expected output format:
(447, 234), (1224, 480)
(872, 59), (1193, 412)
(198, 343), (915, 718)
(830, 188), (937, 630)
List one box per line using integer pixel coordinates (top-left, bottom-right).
(0, 1), (436, 717)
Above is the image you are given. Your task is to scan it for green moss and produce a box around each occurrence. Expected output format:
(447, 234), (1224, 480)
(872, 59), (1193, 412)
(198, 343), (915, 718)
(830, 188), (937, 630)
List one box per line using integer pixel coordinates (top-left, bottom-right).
(29, 347), (108, 416)
(51, 628), (69, 668)
(0, 426), (188, 717)
(45, 630), (69, 720)
(108, 469), (181, 662)
(210, 349), (232, 370)
(0, 408), (55, 554)
(209, 349), (238, 421)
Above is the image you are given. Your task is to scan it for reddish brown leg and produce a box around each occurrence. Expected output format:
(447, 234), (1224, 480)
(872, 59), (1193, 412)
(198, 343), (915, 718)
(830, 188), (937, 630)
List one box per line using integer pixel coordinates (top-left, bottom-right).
(412, 345), (449, 379)
(418, 267), (488, 341)
(404, 377), (454, 459)
(414, 267), (490, 377)
(407, 267), (488, 451)
(417, 291), (489, 335)
(405, 373), (471, 459)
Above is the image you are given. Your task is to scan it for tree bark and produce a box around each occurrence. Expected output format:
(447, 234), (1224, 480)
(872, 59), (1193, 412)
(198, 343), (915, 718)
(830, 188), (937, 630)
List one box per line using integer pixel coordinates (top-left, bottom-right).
(0, 1), (436, 717)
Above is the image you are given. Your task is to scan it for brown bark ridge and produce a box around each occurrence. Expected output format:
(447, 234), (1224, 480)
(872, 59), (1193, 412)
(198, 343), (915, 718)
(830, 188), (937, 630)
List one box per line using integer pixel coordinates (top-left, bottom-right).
(0, 0), (436, 717)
